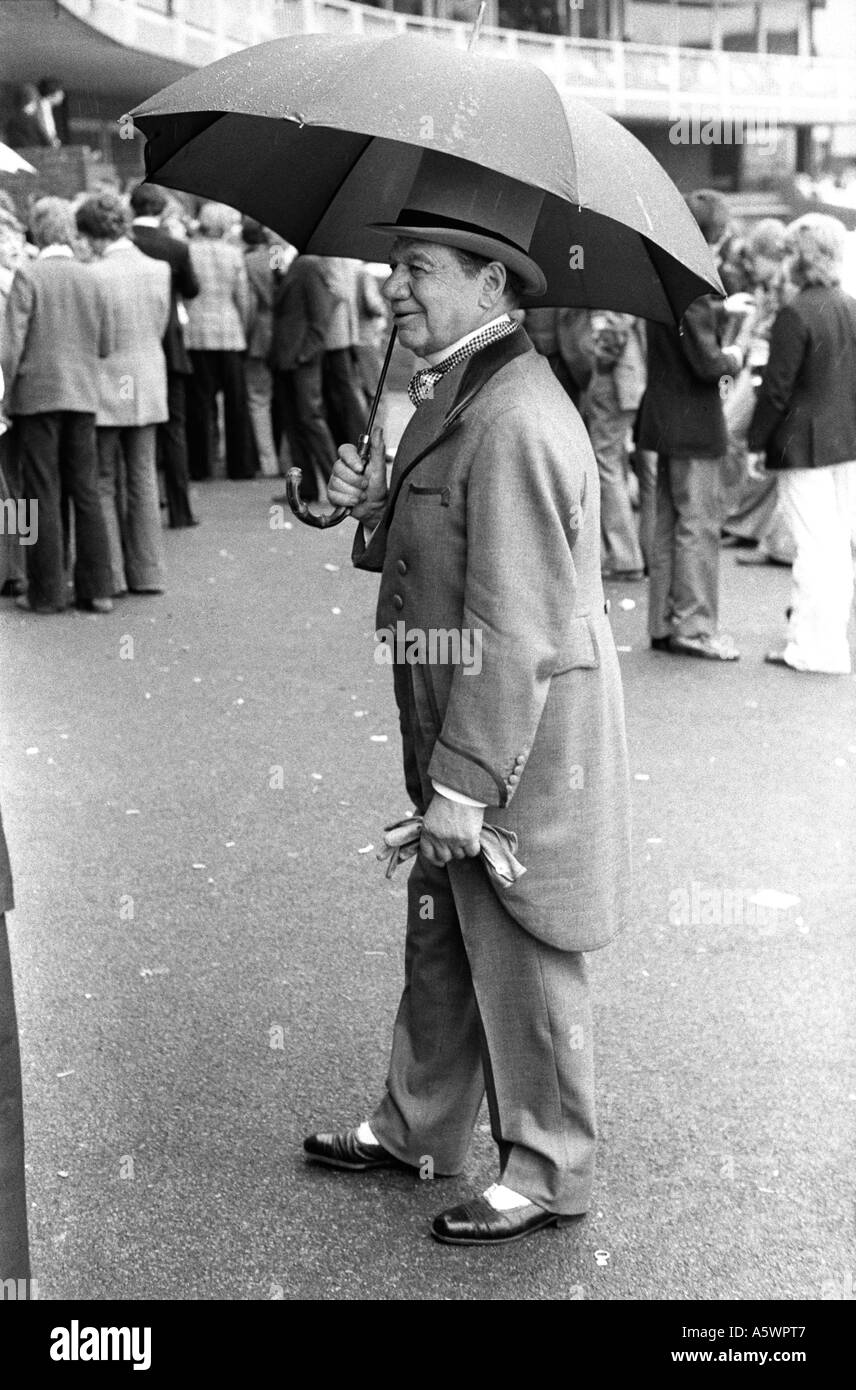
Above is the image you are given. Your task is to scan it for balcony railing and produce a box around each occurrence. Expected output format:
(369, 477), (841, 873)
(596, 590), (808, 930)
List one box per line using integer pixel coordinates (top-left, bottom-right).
(60, 0), (856, 123)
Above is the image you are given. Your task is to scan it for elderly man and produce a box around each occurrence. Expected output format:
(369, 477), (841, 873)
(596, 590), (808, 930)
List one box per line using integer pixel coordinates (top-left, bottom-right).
(304, 154), (631, 1246)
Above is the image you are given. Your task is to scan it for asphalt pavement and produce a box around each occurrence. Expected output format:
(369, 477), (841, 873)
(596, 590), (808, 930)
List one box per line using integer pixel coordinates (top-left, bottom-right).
(0, 476), (853, 1301)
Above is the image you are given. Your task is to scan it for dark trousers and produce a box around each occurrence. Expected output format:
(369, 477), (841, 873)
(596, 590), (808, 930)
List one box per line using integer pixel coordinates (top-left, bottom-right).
(323, 347), (367, 448)
(0, 431), (25, 589)
(185, 349), (257, 481)
(272, 359), (337, 502)
(0, 912), (30, 1288)
(17, 411), (113, 609)
(158, 372), (196, 527)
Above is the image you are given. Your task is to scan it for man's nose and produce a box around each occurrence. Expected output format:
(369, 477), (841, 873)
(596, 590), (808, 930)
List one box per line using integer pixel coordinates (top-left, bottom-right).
(383, 266), (410, 302)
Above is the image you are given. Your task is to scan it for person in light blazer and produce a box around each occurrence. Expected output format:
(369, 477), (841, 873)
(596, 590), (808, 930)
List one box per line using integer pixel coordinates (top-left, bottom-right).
(306, 153), (631, 1249)
(1, 197), (115, 613)
(76, 192), (170, 596)
(184, 202), (257, 480)
(748, 213), (856, 674)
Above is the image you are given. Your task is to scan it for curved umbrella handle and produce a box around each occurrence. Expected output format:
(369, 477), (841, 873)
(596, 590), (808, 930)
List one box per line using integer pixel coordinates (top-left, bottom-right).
(286, 325), (398, 529)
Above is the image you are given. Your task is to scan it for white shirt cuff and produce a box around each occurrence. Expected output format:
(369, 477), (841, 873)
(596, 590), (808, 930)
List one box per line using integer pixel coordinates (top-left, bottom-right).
(431, 780), (487, 809)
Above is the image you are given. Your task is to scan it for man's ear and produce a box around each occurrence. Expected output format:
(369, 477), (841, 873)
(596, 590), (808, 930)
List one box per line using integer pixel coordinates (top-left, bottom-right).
(478, 260), (507, 310)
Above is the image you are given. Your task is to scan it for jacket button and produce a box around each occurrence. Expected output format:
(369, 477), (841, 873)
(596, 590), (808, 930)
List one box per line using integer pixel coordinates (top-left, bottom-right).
(392, 593), (404, 611)
(508, 773), (520, 786)
(397, 559), (408, 575)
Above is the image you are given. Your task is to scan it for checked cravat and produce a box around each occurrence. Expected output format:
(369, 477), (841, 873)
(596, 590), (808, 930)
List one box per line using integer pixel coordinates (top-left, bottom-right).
(407, 316), (520, 406)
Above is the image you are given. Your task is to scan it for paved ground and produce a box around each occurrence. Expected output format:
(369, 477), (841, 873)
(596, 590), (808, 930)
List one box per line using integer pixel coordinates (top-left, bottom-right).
(1, 476), (854, 1302)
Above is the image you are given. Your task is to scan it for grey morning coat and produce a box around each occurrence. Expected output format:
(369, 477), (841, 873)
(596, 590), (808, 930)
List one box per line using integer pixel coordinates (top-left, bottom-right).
(354, 330), (632, 952)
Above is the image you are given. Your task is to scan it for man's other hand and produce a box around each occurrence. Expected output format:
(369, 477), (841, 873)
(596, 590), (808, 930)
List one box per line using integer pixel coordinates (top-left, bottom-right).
(420, 793), (484, 867)
(327, 425), (387, 525)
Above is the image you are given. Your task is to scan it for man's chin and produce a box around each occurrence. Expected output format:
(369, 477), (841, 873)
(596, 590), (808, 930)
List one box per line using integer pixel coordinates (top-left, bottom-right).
(394, 319), (428, 354)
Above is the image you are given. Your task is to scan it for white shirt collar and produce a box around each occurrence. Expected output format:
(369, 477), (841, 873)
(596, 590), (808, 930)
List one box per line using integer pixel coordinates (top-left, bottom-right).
(39, 244), (73, 259)
(424, 314), (512, 366)
(103, 236), (135, 256)
(132, 217), (160, 229)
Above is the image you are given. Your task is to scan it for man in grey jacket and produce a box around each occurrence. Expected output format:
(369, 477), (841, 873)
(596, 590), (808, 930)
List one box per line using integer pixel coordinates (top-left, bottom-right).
(304, 154), (631, 1247)
(1, 197), (115, 614)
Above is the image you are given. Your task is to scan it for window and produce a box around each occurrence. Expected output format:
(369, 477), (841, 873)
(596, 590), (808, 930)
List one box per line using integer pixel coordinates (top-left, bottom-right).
(677, 1), (714, 49)
(763, 0), (802, 55)
(626, 2), (679, 46)
(719, 3), (759, 54)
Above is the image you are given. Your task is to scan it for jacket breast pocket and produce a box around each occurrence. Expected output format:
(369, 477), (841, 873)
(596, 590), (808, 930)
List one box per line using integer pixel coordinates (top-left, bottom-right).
(408, 483), (451, 507)
(554, 616), (600, 672)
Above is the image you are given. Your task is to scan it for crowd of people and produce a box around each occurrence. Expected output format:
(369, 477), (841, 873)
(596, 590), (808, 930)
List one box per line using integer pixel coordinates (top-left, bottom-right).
(532, 189), (856, 675)
(0, 183), (388, 613)
(1, 181), (854, 672)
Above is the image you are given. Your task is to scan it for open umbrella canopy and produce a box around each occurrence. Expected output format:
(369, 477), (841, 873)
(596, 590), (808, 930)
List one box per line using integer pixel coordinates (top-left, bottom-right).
(132, 32), (722, 324)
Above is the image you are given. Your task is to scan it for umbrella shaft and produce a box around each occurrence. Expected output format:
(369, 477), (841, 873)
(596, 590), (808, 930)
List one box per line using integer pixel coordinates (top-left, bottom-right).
(357, 325), (398, 469)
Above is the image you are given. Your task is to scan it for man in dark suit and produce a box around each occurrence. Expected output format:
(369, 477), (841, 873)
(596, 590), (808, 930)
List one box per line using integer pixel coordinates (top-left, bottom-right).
(130, 183), (200, 528)
(270, 255), (339, 502)
(5, 85), (46, 149)
(636, 190), (748, 661)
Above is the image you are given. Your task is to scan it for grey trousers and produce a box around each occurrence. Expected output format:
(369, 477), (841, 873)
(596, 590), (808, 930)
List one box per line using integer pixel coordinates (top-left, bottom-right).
(244, 358), (279, 477)
(648, 452), (724, 640)
(371, 854), (596, 1215)
(588, 372), (645, 574)
(0, 913), (30, 1287)
(97, 424), (167, 594)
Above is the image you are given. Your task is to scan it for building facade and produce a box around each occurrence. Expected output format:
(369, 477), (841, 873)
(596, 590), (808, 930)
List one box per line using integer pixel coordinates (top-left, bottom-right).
(1, 0), (853, 207)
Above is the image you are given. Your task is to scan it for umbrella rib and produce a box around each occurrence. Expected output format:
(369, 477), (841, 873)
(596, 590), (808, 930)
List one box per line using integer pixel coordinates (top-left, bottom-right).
(299, 130), (376, 250)
(140, 110), (227, 183)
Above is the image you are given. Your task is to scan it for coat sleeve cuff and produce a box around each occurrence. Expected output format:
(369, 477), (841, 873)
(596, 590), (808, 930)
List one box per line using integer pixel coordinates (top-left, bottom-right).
(428, 738), (511, 808)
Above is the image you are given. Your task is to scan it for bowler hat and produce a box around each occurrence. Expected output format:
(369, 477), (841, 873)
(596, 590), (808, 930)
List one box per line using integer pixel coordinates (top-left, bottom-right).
(370, 150), (547, 297)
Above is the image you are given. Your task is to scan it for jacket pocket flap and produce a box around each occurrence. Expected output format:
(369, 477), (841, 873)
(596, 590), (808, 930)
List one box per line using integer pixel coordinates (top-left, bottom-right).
(555, 616), (599, 672)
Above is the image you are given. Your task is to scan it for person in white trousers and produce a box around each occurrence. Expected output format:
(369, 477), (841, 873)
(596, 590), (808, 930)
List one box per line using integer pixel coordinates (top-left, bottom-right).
(748, 214), (856, 675)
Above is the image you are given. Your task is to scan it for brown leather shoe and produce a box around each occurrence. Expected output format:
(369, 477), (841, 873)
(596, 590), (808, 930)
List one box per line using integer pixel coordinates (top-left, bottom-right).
(303, 1127), (411, 1172)
(431, 1195), (583, 1246)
